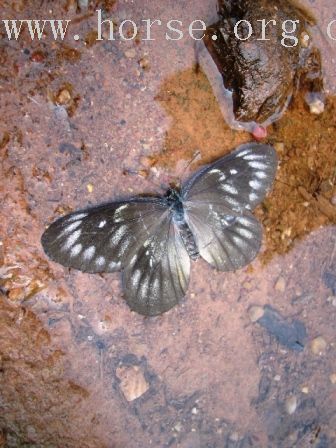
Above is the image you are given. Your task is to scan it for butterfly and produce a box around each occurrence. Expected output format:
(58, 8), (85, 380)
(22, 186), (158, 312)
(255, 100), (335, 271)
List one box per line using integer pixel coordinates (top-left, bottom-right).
(41, 142), (277, 316)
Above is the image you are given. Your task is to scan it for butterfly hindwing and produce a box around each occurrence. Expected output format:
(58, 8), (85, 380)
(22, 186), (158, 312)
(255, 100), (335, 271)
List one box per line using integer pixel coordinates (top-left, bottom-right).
(183, 204), (262, 270)
(182, 143), (277, 271)
(122, 217), (190, 316)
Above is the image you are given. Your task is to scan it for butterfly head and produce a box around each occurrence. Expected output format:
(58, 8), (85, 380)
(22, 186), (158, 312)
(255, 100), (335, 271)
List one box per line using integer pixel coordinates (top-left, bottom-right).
(165, 184), (182, 203)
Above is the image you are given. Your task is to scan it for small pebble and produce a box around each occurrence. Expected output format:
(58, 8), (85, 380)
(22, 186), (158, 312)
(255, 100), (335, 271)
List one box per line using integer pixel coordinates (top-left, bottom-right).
(248, 305), (264, 323)
(301, 386), (309, 394)
(300, 32), (310, 48)
(274, 375), (281, 382)
(56, 89), (71, 105)
(275, 276), (286, 293)
(309, 98), (325, 115)
(228, 432), (240, 442)
(87, 183), (94, 193)
(242, 279), (253, 290)
(327, 296), (336, 307)
(139, 56), (150, 70)
(330, 373), (336, 384)
(173, 422), (183, 433)
(285, 395), (298, 415)
(30, 50), (45, 63)
(116, 365), (149, 402)
(311, 336), (327, 355)
(125, 49), (136, 59)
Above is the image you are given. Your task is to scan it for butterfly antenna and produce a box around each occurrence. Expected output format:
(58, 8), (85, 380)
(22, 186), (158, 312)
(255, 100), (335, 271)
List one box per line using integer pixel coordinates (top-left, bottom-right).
(178, 150), (202, 184)
(122, 166), (166, 193)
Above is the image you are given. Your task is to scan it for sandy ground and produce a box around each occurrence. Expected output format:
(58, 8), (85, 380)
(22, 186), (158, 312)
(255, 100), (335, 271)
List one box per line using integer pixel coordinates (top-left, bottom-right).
(0, 0), (336, 447)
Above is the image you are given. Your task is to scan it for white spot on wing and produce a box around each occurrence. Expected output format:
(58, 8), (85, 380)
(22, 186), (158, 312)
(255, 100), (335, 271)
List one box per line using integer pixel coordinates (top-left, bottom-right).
(95, 256), (106, 267)
(132, 269), (141, 285)
(108, 261), (121, 270)
(118, 237), (131, 256)
(83, 245), (95, 261)
(152, 278), (160, 295)
(237, 149), (251, 157)
(209, 169), (221, 174)
(139, 275), (149, 297)
(114, 204), (128, 215)
(224, 196), (241, 208)
(230, 169), (238, 175)
(249, 192), (259, 202)
(249, 180), (263, 190)
(255, 171), (267, 179)
(110, 225), (127, 245)
(237, 217), (252, 227)
(236, 227), (254, 239)
(233, 235), (245, 246)
(71, 243), (82, 257)
(221, 184), (238, 195)
(249, 161), (268, 170)
(63, 220), (82, 235)
(67, 213), (87, 222)
(98, 220), (106, 228)
(243, 154), (265, 161)
(62, 229), (81, 250)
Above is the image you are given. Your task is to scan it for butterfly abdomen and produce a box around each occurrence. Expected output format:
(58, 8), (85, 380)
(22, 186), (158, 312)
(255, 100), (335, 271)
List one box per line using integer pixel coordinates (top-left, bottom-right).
(172, 207), (199, 261)
(179, 222), (199, 261)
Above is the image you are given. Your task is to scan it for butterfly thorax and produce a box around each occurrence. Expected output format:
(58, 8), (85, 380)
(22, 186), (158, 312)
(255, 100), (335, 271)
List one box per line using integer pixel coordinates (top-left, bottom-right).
(165, 187), (199, 261)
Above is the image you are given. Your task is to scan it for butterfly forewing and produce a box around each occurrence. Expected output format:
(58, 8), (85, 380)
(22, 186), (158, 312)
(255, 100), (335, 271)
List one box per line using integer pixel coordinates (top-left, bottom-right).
(41, 199), (169, 273)
(183, 143), (277, 212)
(182, 143), (277, 271)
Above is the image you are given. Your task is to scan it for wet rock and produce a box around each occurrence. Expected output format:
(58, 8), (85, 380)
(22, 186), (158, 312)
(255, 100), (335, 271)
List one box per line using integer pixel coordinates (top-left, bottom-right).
(254, 305), (306, 351)
(310, 336), (327, 355)
(201, 0), (323, 131)
(115, 364), (149, 401)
